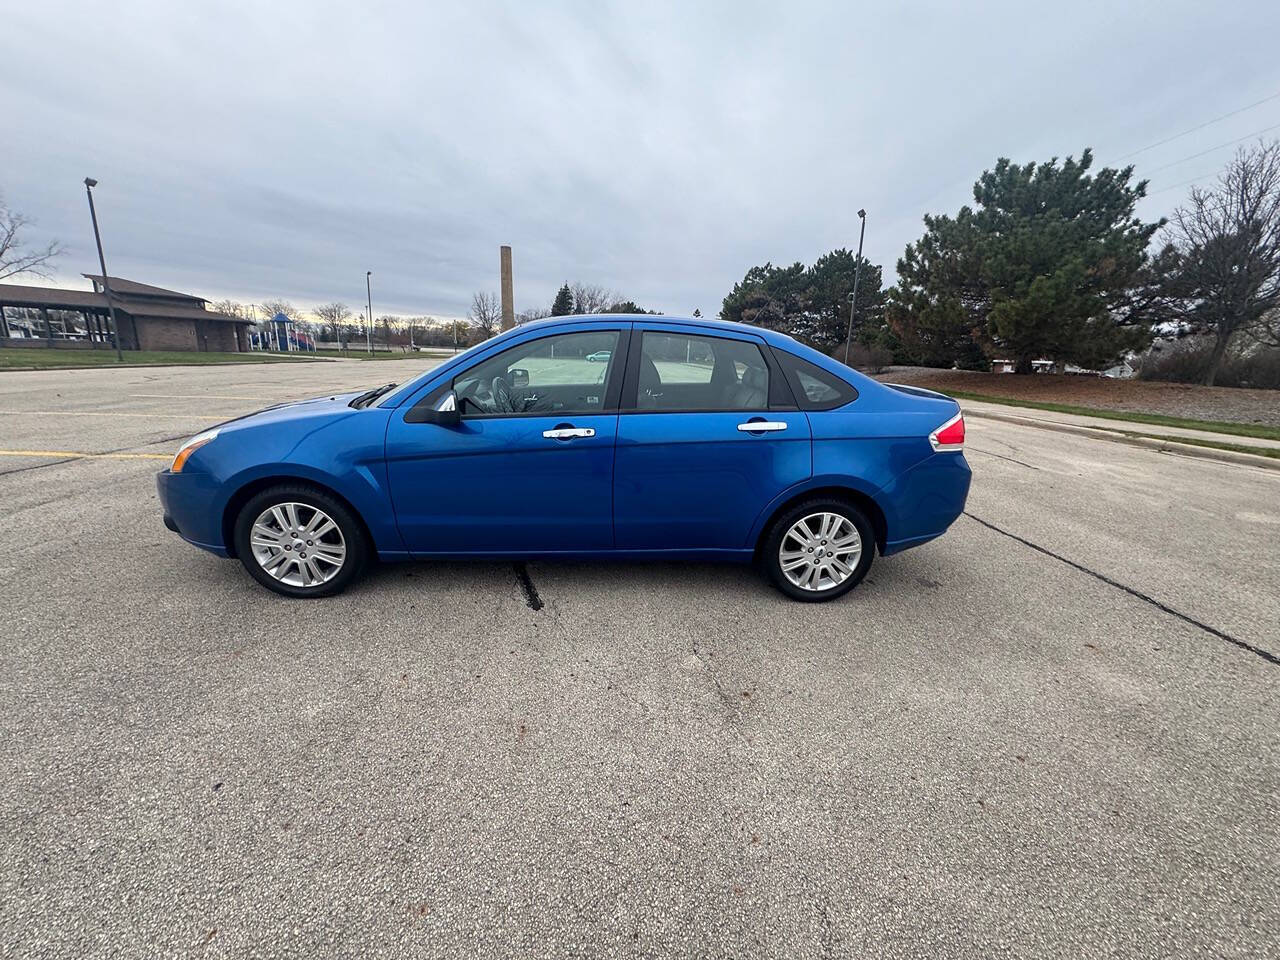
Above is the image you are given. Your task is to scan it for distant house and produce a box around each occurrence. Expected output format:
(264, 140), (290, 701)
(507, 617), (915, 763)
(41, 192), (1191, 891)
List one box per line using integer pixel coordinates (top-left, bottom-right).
(1101, 360), (1136, 379)
(990, 359), (1060, 374)
(0, 275), (253, 352)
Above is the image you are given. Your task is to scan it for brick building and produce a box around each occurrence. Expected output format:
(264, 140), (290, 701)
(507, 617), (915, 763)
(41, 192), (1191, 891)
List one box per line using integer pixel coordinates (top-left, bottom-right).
(0, 275), (254, 352)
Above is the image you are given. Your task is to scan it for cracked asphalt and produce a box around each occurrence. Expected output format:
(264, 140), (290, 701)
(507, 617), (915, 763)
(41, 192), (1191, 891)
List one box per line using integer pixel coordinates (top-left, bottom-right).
(0, 359), (1277, 958)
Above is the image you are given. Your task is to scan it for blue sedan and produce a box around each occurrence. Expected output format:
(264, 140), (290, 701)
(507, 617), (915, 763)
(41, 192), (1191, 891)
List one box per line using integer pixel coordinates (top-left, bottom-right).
(157, 315), (970, 601)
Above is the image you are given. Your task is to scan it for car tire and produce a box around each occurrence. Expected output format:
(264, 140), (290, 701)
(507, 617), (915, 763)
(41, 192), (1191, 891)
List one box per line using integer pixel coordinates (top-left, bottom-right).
(232, 484), (368, 598)
(761, 498), (875, 602)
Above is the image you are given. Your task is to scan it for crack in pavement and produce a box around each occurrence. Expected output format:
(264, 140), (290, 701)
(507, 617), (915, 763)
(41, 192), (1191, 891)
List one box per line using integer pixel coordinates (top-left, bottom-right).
(964, 511), (1278, 666)
(512, 562), (544, 611)
(0, 433), (190, 477)
(968, 446), (1042, 471)
(691, 637), (745, 731)
(519, 567), (657, 720)
(0, 457), (80, 477)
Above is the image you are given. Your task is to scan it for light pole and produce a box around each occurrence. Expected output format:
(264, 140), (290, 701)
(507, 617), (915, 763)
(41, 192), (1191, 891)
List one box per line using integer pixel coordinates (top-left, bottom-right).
(365, 271), (373, 355)
(843, 208), (867, 367)
(83, 178), (123, 361)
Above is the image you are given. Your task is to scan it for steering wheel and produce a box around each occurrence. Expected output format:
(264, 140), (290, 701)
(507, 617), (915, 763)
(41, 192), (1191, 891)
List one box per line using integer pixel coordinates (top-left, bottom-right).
(490, 375), (512, 413)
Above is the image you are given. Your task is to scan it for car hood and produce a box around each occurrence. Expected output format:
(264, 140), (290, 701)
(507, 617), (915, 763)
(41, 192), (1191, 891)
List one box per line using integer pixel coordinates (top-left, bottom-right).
(212, 391), (367, 432)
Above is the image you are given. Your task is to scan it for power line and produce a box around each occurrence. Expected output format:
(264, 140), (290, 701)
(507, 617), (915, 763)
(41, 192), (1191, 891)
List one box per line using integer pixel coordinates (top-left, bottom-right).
(1147, 170), (1219, 197)
(1142, 121), (1280, 176)
(1118, 90), (1280, 160)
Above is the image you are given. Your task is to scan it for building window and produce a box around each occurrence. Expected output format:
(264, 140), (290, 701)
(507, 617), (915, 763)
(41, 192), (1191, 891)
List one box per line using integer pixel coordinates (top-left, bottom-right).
(1, 306), (44, 338)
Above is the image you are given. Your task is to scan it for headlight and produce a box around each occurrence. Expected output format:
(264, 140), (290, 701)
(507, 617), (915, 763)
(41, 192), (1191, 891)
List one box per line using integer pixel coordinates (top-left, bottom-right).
(171, 428), (220, 473)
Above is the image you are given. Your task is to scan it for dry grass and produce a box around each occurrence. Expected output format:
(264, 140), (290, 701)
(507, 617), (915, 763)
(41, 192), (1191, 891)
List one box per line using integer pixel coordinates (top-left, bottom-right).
(876, 368), (1280, 430)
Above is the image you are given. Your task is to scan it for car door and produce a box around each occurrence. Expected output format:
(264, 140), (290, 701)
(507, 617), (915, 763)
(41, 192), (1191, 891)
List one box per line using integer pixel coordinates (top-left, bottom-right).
(613, 323), (811, 551)
(385, 325), (628, 555)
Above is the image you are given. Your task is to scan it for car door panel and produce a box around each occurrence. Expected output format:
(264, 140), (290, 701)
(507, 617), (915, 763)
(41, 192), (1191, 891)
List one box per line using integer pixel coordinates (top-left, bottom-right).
(385, 415), (618, 553)
(384, 323), (628, 556)
(614, 411), (811, 550)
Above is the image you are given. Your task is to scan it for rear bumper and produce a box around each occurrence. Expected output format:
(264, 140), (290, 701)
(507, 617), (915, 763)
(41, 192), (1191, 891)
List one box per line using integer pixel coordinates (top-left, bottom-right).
(157, 469), (230, 557)
(881, 452), (971, 555)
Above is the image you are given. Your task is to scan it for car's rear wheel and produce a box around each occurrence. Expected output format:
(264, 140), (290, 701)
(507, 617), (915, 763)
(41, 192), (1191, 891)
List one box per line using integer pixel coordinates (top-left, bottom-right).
(761, 498), (874, 602)
(232, 484), (367, 598)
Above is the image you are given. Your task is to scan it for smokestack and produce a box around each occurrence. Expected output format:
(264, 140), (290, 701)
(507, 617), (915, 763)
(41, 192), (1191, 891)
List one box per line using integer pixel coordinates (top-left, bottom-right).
(499, 245), (515, 331)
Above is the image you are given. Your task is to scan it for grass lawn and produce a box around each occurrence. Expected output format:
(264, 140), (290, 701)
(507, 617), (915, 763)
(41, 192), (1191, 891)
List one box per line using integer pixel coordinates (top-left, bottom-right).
(0, 347), (329, 371)
(945, 390), (1280, 443)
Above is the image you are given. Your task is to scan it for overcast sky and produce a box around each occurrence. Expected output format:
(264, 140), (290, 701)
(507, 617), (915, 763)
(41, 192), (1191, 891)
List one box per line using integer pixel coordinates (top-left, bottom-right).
(5, 0), (1280, 319)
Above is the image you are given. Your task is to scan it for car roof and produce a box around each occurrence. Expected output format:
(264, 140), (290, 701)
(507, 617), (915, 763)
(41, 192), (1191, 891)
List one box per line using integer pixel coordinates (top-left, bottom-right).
(520, 313), (800, 346)
(382, 311), (884, 408)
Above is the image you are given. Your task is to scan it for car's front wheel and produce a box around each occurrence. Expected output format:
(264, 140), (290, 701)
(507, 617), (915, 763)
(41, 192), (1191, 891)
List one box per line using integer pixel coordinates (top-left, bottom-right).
(761, 498), (874, 602)
(232, 484), (368, 598)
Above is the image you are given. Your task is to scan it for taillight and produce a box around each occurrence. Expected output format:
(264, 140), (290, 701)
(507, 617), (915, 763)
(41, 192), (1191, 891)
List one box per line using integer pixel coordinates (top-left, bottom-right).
(929, 411), (964, 452)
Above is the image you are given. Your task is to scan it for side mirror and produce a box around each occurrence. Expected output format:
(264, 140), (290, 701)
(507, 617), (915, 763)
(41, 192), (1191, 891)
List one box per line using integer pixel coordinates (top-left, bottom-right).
(510, 367), (530, 388)
(405, 389), (461, 426)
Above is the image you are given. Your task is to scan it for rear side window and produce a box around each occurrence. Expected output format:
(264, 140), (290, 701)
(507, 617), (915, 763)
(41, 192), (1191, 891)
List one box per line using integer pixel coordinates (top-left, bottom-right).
(775, 351), (857, 410)
(633, 332), (770, 411)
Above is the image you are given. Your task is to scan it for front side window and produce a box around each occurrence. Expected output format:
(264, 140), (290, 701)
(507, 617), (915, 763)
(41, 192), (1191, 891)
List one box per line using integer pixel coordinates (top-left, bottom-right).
(634, 332), (769, 410)
(451, 330), (620, 416)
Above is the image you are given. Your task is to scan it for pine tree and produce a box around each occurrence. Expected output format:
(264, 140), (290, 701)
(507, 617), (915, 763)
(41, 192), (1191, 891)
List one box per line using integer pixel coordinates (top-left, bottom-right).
(551, 283), (575, 316)
(889, 149), (1161, 371)
(719, 254), (884, 352)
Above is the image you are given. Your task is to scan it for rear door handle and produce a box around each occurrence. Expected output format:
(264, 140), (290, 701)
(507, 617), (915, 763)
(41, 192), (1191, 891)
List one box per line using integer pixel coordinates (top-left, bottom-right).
(543, 427), (596, 439)
(737, 420), (787, 432)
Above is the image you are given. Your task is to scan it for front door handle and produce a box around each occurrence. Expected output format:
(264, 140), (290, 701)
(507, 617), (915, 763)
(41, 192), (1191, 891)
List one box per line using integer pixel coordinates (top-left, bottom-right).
(737, 420), (788, 433)
(543, 427), (596, 440)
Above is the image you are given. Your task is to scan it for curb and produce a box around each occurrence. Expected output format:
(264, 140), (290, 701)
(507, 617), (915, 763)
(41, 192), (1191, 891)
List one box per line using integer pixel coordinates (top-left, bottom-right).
(965, 409), (1280, 473)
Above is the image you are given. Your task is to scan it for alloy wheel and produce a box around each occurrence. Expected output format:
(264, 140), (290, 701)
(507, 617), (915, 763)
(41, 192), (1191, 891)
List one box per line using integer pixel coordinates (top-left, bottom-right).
(778, 511), (863, 592)
(249, 502), (347, 588)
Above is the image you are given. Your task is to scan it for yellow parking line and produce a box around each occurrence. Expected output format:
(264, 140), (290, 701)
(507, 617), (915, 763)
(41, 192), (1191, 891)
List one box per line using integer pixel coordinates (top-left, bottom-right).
(0, 410), (224, 420)
(0, 449), (172, 460)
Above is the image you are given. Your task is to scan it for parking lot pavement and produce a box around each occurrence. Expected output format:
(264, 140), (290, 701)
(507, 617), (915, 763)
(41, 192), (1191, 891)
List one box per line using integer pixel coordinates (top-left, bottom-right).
(0, 362), (1277, 958)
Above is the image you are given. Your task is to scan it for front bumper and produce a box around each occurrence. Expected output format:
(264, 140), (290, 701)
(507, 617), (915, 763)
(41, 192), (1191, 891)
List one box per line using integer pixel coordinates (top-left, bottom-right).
(157, 469), (230, 557)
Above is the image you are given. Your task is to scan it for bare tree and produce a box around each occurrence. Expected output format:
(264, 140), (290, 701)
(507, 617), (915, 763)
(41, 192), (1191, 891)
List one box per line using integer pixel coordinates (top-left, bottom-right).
(258, 298), (301, 323)
(1256, 307), (1280, 348)
(469, 291), (502, 339)
(517, 305), (551, 325)
(210, 299), (248, 318)
(1163, 141), (1280, 385)
(0, 193), (64, 281)
(313, 302), (353, 343)
(571, 282), (620, 315)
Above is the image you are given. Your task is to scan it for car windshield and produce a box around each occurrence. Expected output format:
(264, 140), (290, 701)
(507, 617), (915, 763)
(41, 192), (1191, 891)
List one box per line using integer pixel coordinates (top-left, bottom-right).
(374, 337), (496, 407)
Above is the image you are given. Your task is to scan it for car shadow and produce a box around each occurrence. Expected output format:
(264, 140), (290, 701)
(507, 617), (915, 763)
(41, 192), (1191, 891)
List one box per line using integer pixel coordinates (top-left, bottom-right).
(356, 553), (918, 607)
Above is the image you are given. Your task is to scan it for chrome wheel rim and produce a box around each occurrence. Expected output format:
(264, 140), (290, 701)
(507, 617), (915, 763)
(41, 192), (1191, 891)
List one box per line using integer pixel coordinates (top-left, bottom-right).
(250, 502), (346, 588)
(779, 512), (862, 592)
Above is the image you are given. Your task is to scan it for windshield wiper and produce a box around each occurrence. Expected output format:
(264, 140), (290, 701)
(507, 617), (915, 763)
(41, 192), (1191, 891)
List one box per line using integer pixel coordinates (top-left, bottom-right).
(349, 382), (398, 408)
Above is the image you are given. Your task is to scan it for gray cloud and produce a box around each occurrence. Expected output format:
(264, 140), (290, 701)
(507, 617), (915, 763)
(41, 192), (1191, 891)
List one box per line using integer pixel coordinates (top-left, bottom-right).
(5, 0), (1279, 317)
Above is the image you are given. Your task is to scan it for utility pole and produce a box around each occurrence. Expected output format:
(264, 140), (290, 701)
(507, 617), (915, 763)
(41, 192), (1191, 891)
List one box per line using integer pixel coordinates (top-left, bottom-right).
(83, 178), (123, 361)
(365, 271), (373, 355)
(843, 209), (867, 367)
